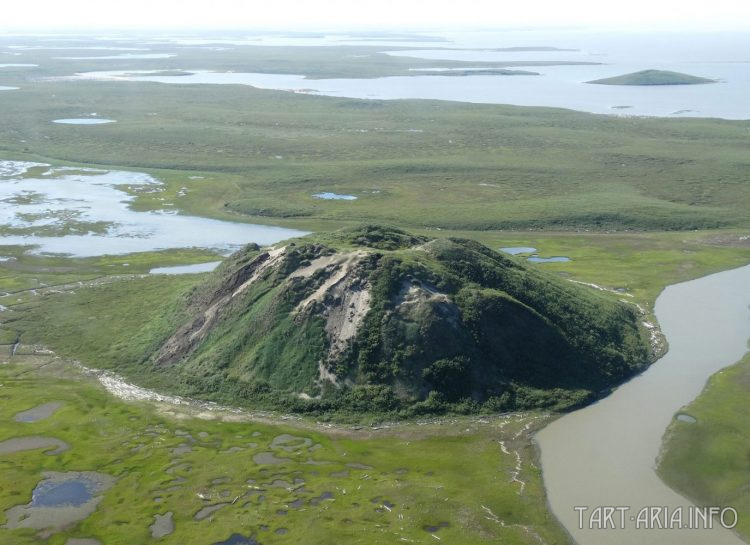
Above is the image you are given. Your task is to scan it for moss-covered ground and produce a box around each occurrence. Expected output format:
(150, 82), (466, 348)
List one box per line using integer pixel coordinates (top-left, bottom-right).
(0, 354), (570, 545)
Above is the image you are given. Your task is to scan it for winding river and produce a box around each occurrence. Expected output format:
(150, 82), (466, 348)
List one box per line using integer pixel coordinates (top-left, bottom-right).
(536, 264), (750, 544)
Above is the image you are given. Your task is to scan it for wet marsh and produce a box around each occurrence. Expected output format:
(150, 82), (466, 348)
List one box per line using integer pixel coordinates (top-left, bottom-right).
(0, 355), (568, 545)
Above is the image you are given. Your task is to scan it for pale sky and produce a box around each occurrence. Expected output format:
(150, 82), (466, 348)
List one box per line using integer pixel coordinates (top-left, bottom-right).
(2, 0), (749, 31)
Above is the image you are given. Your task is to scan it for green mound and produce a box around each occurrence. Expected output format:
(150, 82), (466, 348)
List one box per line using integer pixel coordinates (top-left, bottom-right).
(588, 69), (716, 86)
(147, 226), (652, 416)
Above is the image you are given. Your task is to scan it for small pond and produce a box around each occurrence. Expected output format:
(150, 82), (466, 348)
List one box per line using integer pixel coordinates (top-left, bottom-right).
(527, 256), (571, 263)
(14, 402), (63, 422)
(213, 534), (262, 545)
(150, 261), (221, 275)
(52, 119), (116, 125)
(312, 192), (358, 200)
(500, 247), (537, 255)
(32, 481), (92, 507)
(4, 471), (116, 530)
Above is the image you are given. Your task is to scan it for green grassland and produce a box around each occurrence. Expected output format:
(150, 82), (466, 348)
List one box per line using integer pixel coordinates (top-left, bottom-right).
(1, 49), (749, 233)
(658, 352), (750, 540)
(1, 35), (750, 545)
(9, 227), (654, 416)
(0, 355), (571, 545)
(4, 227), (750, 420)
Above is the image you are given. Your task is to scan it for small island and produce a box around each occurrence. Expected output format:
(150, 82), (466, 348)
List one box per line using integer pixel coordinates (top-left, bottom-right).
(587, 69), (716, 86)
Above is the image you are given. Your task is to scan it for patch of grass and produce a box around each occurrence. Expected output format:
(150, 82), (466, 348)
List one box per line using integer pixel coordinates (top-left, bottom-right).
(658, 352), (750, 540)
(0, 248), (222, 293)
(438, 229), (750, 306)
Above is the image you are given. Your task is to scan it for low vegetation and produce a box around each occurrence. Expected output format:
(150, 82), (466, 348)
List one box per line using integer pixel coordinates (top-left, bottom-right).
(658, 352), (750, 540)
(0, 52), (748, 234)
(0, 355), (571, 545)
(7, 226), (654, 418)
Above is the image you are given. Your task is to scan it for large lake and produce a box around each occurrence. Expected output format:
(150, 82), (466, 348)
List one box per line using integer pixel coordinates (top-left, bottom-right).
(536, 264), (750, 545)
(65, 30), (750, 119)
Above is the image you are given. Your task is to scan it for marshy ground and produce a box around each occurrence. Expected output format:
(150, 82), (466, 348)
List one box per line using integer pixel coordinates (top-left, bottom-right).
(0, 351), (568, 545)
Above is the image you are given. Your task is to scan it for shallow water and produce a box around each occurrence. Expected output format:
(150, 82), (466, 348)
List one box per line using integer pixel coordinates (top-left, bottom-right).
(32, 481), (92, 507)
(4, 471), (115, 530)
(676, 413), (697, 424)
(195, 502), (228, 521)
(312, 192), (357, 200)
(536, 264), (750, 545)
(52, 118), (116, 125)
(150, 261), (222, 274)
(56, 53), (175, 60)
(159, 32), (448, 48)
(0, 160), (307, 256)
(253, 452), (291, 465)
(14, 402), (63, 422)
(8, 46), (148, 51)
(527, 256), (570, 263)
(270, 434), (313, 452)
(0, 436), (70, 455)
(212, 535), (261, 545)
(500, 246), (537, 255)
(69, 55), (750, 120)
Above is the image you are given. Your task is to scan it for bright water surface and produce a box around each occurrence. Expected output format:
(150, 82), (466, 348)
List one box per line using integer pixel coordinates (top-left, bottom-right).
(0, 160), (307, 256)
(66, 31), (750, 119)
(150, 261), (221, 274)
(52, 119), (116, 124)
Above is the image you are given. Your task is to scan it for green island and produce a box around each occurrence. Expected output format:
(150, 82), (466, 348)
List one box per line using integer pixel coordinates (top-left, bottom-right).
(587, 69), (716, 86)
(1, 32), (749, 545)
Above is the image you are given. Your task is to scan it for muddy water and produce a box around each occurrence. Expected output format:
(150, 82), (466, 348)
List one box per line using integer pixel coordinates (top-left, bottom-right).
(536, 264), (750, 545)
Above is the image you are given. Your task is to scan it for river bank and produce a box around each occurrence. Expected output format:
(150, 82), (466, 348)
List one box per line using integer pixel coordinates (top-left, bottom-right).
(536, 263), (750, 545)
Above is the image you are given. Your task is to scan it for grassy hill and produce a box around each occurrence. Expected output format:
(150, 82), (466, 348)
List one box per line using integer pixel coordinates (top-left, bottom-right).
(9, 226), (654, 418)
(588, 69), (716, 86)
(36, 225), (646, 418)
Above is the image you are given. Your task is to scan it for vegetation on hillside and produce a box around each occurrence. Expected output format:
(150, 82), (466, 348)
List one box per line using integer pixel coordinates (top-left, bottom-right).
(11, 226), (653, 419)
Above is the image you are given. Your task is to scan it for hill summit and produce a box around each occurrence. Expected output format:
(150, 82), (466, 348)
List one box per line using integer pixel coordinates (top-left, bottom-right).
(154, 226), (652, 415)
(587, 69), (715, 86)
